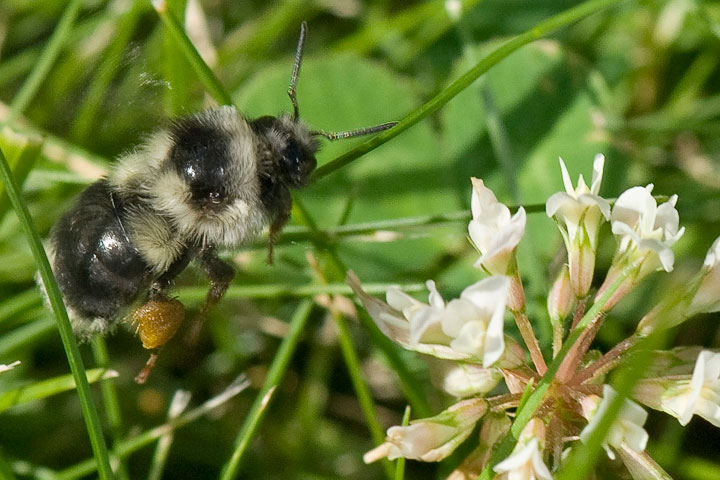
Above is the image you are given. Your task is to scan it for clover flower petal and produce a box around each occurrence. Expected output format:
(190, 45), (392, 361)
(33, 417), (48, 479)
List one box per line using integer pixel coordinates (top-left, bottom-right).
(546, 155), (610, 296)
(469, 178), (526, 275)
(689, 236), (720, 314)
(635, 350), (720, 427)
(610, 185), (684, 276)
(493, 418), (552, 480)
(348, 272), (510, 366)
(364, 398), (488, 463)
(581, 385), (649, 460)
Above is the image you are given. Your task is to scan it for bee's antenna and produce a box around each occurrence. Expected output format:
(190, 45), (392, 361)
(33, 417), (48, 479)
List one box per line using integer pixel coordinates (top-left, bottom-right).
(312, 121), (398, 141)
(288, 21), (307, 121)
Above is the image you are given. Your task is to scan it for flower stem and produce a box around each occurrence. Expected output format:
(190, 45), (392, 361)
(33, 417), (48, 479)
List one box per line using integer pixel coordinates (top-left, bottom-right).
(555, 313), (604, 382)
(512, 310), (547, 375)
(570, 296), (588, 330)
(574, 334), (640, 384)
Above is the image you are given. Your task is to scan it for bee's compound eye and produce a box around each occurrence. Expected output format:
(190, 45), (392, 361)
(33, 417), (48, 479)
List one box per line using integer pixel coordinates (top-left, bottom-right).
(132, 298), (185, 350)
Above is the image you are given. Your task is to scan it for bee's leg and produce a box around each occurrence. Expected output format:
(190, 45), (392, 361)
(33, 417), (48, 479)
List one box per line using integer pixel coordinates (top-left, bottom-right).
(267, 207), (290, 264)
(132, 251), (192, 383)
(185, 247), (235, 343)
(266, 192), (292, 264)
(148, 250), (194, 300)
(134, 347), (162, 384)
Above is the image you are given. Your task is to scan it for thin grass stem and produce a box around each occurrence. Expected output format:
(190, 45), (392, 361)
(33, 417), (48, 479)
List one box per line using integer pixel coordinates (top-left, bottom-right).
(0, 146), (114, 479)
(312, 0), (626, 181)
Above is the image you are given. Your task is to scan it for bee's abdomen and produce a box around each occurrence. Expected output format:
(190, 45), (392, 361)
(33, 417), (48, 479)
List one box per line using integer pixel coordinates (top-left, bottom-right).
(50, 180), (152, 324)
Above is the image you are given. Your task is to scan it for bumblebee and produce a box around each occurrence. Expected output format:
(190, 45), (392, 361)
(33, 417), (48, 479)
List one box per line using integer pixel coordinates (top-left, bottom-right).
(44, 22), (394, 382)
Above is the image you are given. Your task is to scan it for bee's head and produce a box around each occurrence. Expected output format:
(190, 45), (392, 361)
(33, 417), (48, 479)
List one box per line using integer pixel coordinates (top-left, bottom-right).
(251, 115), (318, 188)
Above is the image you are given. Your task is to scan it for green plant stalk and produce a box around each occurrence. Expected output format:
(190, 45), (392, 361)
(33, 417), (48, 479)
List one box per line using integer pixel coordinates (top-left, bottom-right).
(294, 199), (431, 419)
(294, 200), (414, 479)
(312, 0), (625, 181)
(220, 300), (314, 480)
(0, 146), (114, 479)
(162, 0), (192, 116)
(176, 281), (426, 301)
(394, 406), (412, 480)
(327, 295), (395, 480)
(152, 0), (234, 106)
(91, 338), (129, 480)
(8, 0), (84, 122)
(478, 260), (637, 479)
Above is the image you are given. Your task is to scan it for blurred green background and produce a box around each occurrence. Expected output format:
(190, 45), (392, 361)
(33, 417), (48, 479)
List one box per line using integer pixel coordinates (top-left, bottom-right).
(0, 0), (719, 478)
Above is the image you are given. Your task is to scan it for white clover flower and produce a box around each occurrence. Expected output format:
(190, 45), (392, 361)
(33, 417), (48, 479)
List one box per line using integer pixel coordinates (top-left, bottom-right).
(364, 397), (488, 463)
(610, 184), (684, 277)
(546, 155), (610, 297)
(634, 350), (720, 427)
(580, 385), (649, 460)
(441, 363), (504, 398)
(493, 418), (552, 480)
(0, 360), (21, 373)
(665, 350), (720, 426)
(348, 271), (513, 367)
(468, 178), (526, 276)
(688, 236), (720, 315)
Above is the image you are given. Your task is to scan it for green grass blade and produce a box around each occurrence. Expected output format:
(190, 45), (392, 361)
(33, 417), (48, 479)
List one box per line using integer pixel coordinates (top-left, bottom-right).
(8, 0), (84, 122)
(220, 300), (314, 480)
(0, 128), (43, 225)
(0, 319), (56, 357)
(0, 145), (115, 479)
(152, 0), (233, 106)
(176, 281), (425, 301)
(0, 368), (118, 413)
(0, 289), (42, 325)
(91, 337), (130, 480)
